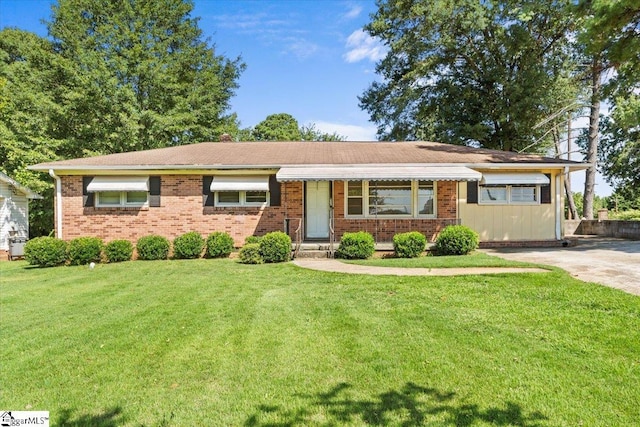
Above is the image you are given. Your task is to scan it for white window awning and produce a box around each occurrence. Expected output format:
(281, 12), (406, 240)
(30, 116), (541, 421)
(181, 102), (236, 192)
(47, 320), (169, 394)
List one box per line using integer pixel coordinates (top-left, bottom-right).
(276, 166), (482, 182)
(210, 176), (270, 192)
(481, 173), (550, 186)
(86, 176), (149, 192)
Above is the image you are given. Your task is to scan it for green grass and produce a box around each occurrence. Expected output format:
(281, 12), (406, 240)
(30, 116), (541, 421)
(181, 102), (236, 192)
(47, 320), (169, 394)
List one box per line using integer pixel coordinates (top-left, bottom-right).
(1, 260), (639, 426)
(346, 252), (540, 268)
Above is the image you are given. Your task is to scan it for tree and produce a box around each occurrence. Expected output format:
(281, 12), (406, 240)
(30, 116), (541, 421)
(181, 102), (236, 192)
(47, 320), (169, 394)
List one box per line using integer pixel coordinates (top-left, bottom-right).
(576, 0), (640, 218)
(0, 28), (74, 236)
(299, 124), (346, 142)
(48, 0), (245, 155)
(359, 0), (576, 153)
(252, 113), (302, 141)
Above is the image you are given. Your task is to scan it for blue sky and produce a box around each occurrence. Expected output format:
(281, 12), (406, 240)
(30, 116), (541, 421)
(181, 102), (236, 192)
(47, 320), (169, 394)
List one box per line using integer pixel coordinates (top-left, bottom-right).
(0, 0), (611, 195)
(0, 0), (383, 140)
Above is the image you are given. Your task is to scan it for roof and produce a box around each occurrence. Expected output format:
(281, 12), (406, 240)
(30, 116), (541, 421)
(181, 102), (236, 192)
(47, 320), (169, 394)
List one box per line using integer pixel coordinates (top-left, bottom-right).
(29, 141), (588, 172)
(0, 171), (42, 199)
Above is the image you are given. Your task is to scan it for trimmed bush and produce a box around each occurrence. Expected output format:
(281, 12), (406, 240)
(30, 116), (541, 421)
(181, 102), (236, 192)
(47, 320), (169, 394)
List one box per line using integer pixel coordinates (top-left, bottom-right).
(259, 231), (291, 263)
(238, 243), (263, 264)
(105, 240), (134, 263)
(393, 231), (427, 258)
(24, 237), (68, 267)
(244, 235), (263, 244)
(173, 232), (204, 259)
(136, 235), (170, 260)
(206, 231), (235, 258)
(68, 236), (104, 265)
(335, 231), (375, 260)
(433, 225), (479, 256)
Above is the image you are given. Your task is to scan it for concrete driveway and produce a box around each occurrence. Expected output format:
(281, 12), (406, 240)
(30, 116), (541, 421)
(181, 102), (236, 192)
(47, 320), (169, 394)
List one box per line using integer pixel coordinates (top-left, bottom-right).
(483, 237), (640, 296)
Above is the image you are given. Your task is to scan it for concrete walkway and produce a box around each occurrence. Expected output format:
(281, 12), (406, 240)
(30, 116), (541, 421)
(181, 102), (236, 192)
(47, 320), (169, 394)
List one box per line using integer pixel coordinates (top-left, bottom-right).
(293, 259), (549, 276)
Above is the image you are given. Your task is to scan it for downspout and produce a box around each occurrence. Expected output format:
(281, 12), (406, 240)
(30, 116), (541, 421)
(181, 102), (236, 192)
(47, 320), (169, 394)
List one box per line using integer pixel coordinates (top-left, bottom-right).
(555, 171), (563, 240)
(49, 169), (63, 239)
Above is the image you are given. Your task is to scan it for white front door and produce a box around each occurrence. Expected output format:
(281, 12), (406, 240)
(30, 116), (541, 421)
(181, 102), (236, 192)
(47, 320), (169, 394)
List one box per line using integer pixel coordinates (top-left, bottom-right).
(306, 181), (330, 239)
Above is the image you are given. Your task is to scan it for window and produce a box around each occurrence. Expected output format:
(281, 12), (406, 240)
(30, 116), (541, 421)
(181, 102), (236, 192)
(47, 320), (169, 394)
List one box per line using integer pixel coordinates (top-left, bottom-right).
(347, 181), (363, 215)
(345, 180), (437, 218)
(479, 185), (538, 204)
(96, 191), (148, 207)
(418, 181), (434, 215)
(215, 191), (269, 207)
(369, 180), (412, 215)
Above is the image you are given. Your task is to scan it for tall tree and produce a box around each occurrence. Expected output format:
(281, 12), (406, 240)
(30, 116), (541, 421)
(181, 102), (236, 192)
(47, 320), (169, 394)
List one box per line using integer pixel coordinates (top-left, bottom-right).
(360, 0), (576, 153)
(252, 113), (302, 141)
(576, 0), (640, 218)
(48, 0), (245, 156)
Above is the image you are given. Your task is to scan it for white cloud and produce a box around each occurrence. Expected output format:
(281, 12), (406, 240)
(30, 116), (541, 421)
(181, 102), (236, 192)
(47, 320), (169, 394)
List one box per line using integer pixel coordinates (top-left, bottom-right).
(343, 4), (363, 20)
(343, 29), (387, 63)
(311, 120), (378, 141)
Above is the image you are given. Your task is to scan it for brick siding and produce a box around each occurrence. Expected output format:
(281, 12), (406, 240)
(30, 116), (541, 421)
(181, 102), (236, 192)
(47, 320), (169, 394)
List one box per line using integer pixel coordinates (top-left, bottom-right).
(58, 176), (557, 247)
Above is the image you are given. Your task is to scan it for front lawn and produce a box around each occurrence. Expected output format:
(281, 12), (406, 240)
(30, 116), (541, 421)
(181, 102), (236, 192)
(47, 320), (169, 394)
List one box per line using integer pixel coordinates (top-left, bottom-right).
(1, 260), (639, 426)
(347, 252), (539, 268)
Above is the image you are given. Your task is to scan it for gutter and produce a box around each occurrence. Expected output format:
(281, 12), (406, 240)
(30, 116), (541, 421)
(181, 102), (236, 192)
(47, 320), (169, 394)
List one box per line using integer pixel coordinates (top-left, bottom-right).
(49, 169), (63, 239)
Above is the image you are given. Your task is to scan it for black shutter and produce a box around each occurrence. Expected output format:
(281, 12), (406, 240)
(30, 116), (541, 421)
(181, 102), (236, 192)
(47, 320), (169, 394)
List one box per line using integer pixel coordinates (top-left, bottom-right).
(467, 181), (478, 204)
(269, 175), (281, 207)
(149, 176), (161, 207)
(541, 174), (552, 204)
(82, 176), (94, 207)
(203, 176), (214, 206)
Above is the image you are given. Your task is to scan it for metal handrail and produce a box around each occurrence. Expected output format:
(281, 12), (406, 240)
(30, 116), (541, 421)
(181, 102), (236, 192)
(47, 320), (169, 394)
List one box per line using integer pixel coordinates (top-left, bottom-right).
(329, 216), (335, 258)
(287, 218), (302, 260)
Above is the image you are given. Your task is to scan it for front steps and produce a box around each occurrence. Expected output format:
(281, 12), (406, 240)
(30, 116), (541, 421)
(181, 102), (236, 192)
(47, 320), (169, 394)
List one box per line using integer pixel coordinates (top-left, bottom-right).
(292, 242), (398, 259)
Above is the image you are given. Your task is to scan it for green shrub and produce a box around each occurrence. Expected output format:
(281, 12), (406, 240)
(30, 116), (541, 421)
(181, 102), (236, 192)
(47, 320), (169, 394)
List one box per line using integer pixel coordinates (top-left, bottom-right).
(238, 243), (263, 264)
(24, 237), (68, 267)
(206, 231), (235, 258)
(104, 240), (133, 263)
(172, 232), (204, 259)
(244, 235), (263, 244)
(393, 231), (427, 258)
(67, 236), (104, 265)
(433, 225), (479, 256)
(259, 231), (291, 263)
(136, 235), (170, 260)
(610, 210), (640, 221)
(335, 231), (375, 260)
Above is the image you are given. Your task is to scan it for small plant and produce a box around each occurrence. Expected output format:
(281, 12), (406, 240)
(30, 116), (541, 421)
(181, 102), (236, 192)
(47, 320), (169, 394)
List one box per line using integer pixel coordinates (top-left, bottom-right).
(24, 236), (68, 267)
(259, 231), (291, 263)
(244, 235), (263, 244)
(238, 243), (263, 264)
(104, 240), (134, 263)
(136, 235), (170, 260)
(393, 231), (427, 258)
(173, 232), (204, 259)
(433, 225), (479, 256)
(335, 231), (375, 260)
(206, 231), (235, 258)
(68, 236), (104, 265)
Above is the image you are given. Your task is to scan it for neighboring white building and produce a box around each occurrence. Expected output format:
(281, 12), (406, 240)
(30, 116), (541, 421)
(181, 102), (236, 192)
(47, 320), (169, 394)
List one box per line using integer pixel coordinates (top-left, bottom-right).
(0, 172), (42, 254)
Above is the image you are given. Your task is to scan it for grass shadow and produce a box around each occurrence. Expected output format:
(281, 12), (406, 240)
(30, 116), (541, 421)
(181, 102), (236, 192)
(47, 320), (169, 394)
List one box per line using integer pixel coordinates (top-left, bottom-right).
(245, 382), (547, 426)
(56, 407), (126, 427)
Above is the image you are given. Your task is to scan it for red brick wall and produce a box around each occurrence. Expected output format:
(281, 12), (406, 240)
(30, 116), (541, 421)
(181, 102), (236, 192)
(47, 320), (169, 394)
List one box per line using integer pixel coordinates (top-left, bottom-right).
(58, 176), (460, 246)
(332, 181), (459, 242)
(59, 175), (303, 247)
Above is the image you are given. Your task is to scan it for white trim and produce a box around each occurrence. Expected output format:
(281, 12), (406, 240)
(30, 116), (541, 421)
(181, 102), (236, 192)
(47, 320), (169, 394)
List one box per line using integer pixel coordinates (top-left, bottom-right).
(95, 191), (148, 208)
(478, 185), (540, 205)
(344, 180), (437, 219)
(86, 176), (149, 192)
(210, 176), (270, 192)
(555, 174), (562, 239)
(49, 169), (63, 239)
(481, 173), (550, 186)
(278, 166), (481, 182)
(214, 191), (269, 207)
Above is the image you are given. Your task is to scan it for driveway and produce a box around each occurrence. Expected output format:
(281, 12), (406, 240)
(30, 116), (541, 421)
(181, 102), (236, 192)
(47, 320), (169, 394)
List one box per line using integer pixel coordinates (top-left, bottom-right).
(483, 237), (640, 296)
